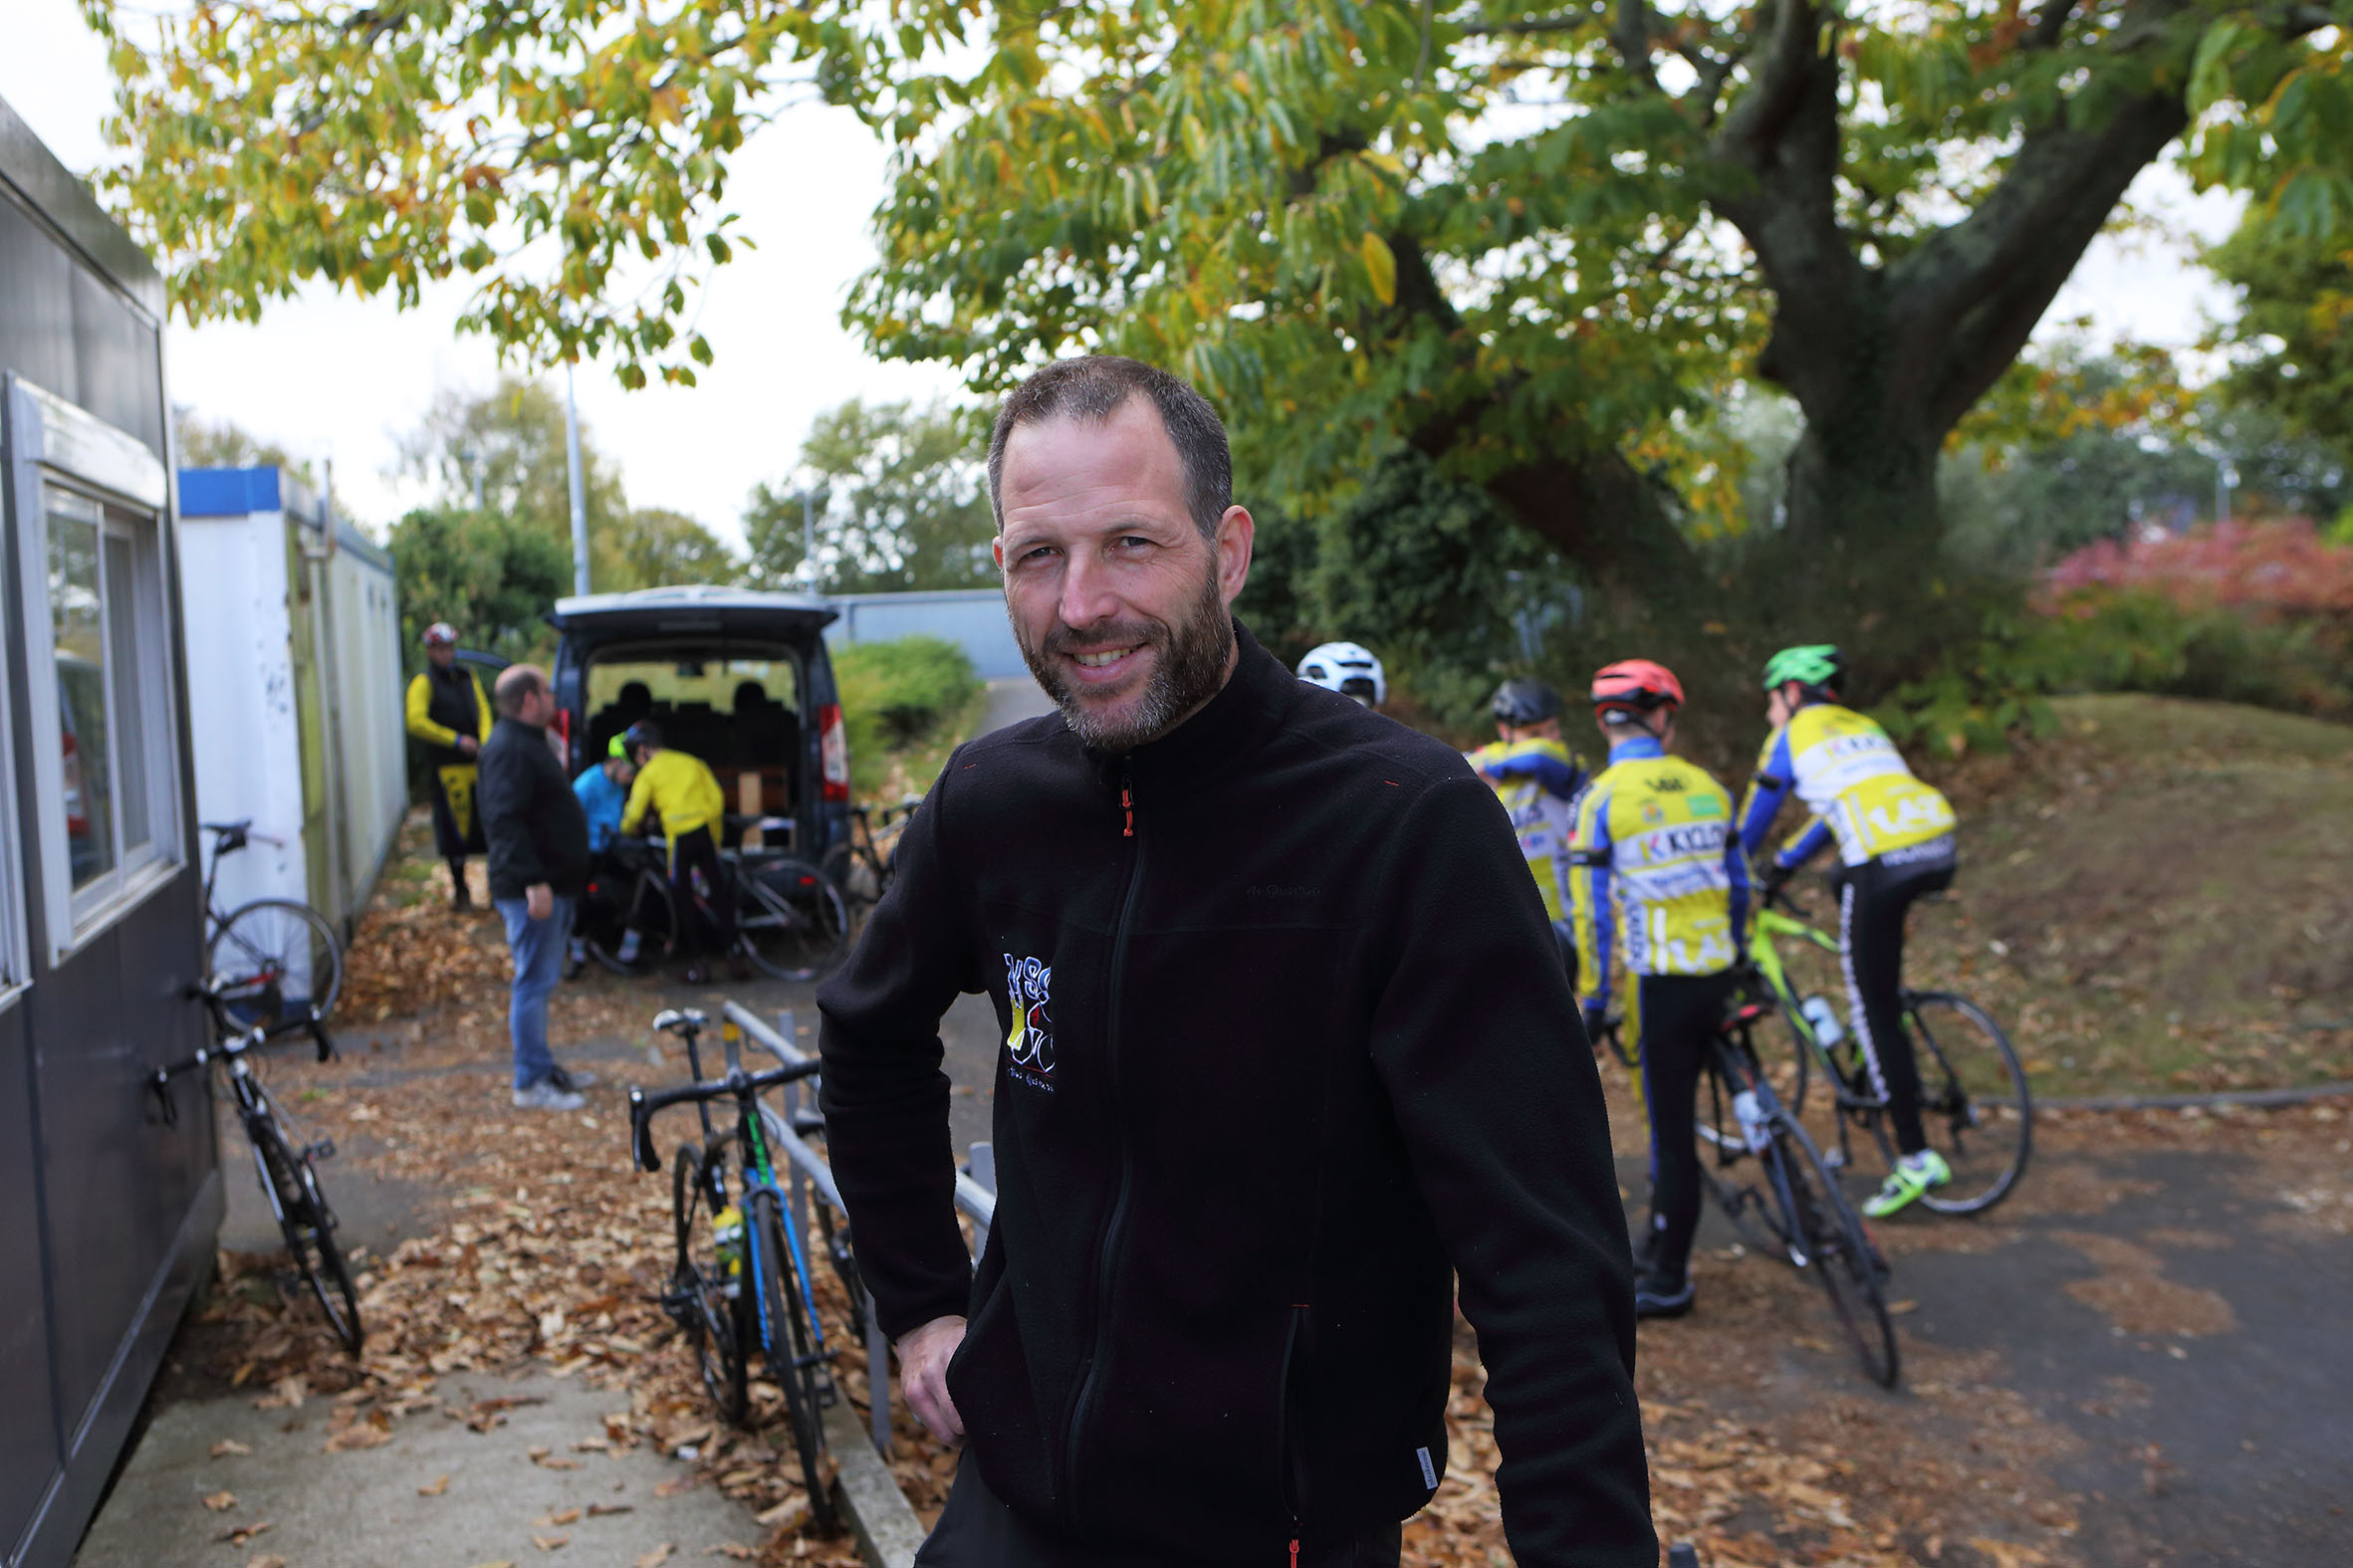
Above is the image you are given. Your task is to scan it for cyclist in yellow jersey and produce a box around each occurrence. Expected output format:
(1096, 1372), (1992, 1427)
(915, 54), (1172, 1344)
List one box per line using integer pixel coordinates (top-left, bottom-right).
(1739, 644), (1959, 1218)
(618, 720), (739, 984)
(1568, 659), (1749, 1318)
(1467, 679), (1589, 983)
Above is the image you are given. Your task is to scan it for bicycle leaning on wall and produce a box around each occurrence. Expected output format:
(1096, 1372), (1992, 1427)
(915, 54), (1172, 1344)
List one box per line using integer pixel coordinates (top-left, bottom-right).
(201, 819), (346, 1026)
(151, 975), (362, 1354)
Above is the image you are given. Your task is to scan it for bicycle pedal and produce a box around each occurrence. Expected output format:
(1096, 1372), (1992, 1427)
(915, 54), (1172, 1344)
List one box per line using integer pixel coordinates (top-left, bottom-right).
(305, 1139), (337, 1162)
(1822, 1149), (1846, 1171)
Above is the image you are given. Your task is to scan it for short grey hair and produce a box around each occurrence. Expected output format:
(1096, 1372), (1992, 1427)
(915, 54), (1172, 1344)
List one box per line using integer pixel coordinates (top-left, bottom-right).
(986, 355), (1233, 538)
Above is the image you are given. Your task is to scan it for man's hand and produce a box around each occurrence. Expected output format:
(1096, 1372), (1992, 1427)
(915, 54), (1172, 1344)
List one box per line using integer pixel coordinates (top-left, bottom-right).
(526, 883), (553, 921)
(895, 1314), (968, 1446)
(458, 734), (479, 758)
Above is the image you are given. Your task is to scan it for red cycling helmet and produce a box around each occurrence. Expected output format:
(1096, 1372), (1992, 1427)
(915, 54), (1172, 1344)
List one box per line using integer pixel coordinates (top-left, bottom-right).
(420, 621), (459, 648)
(1589, 659), (1685, 715)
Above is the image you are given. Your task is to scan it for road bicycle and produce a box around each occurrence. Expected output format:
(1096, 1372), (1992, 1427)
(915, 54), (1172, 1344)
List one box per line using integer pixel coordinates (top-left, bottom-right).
(628, 1008), (840, 1528)
(819, 796), (920, 922)
(202, 820), (345, 1025)
(585, 838), (848, 982)
(1750, 886), (2031, 1214)
(151, 976), (362, 1355)
(1610, 1005), (1901, 1388)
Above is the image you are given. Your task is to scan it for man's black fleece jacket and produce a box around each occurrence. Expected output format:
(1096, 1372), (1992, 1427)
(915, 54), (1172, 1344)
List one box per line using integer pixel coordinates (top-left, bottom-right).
(817, 624), (1652, 1565)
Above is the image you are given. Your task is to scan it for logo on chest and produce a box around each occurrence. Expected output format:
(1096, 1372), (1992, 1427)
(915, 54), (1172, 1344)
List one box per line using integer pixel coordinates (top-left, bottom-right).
(1003, 953), (1056, 1091)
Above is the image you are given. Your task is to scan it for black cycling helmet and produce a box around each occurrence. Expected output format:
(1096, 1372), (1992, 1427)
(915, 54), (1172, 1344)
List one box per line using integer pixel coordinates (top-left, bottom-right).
(1491, 678), (1561, 727)
(620, 719), (664, 756)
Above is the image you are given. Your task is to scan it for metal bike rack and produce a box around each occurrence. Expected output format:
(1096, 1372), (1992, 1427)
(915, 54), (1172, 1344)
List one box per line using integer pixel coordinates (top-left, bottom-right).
(719, 1000), (996, 1460)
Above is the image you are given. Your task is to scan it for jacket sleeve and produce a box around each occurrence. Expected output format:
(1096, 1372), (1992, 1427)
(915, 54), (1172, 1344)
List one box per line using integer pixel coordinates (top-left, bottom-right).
(1735, 727), (1792, 859)
(472, 675), (495, 742)
(405, 675), (457, 747)
(1366, 776), (1653, 1567)
(619, 766), (652, 837)
(478, 737), (547, 886)
(817, 763), (979, 1340)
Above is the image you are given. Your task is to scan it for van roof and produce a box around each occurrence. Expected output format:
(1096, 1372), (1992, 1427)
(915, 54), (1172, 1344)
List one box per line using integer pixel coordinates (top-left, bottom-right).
(551, 583), (839, 635)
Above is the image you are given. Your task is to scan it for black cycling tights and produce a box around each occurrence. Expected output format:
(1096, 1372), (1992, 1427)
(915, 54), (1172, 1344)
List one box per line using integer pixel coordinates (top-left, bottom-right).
(668, 825), (736, 961)
(1635, 971), (1738, 1282)
(1835, 854), (1957, 1156)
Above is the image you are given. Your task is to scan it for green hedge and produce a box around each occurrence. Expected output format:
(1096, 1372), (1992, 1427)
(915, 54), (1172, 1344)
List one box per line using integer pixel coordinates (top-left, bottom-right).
(833, 635), (985, 786)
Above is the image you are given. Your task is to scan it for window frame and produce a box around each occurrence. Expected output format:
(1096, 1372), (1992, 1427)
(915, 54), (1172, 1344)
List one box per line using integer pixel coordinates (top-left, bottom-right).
(7, 374), (182, 965)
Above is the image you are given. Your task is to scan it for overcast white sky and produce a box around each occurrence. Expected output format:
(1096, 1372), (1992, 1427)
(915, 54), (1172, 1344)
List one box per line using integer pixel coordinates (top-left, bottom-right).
(4, 3), (2244, 550)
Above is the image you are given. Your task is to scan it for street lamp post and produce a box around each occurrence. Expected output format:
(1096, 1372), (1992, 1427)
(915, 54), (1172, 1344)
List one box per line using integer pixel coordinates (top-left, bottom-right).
(565, 364), (591, 596)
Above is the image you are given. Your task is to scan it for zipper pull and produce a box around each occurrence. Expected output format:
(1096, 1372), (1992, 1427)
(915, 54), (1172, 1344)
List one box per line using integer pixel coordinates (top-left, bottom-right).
(1120, 765), (1135, 839)
(1289, 1540), (1299, 1568)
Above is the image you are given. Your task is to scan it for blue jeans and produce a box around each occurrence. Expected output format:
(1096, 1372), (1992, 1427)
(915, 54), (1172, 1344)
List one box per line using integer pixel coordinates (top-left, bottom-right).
(496, 894), (576, 1090)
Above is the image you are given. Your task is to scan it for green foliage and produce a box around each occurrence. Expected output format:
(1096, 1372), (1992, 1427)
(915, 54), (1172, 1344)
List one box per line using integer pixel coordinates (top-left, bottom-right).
(744, 399), (996, 592)
(386, 506), (571, 667)
(832, 635), (985, 793)
(1296, 448), (1559, 726)
(400, 376), (739, 595)
(2206, 216), (2353, 462)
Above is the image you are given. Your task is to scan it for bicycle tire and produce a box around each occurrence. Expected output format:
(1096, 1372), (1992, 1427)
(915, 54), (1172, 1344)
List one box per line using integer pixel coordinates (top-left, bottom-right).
(671, 1142), (750, 1424)
(750, 1192), (839, 1530)
(1765, 1112), (1899, 1388)
(248, 1111), (363, 1354)
(819, 841), (882, 913)
(209, 898), (344, 1024)
(588, 871), (677, 976)
(738, 861), (849, 982)
(1903, 992), (2033, 1216)
(1693, 1061), (1784, 1255)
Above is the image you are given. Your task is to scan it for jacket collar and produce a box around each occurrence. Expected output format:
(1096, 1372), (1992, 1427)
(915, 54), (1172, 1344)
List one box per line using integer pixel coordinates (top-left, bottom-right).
(1084, 619), (1291, 795)
(1607, 732), (1666, 765)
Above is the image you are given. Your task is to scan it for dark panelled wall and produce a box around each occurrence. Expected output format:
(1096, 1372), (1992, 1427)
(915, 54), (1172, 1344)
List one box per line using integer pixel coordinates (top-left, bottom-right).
(0, 96), (215, 1568)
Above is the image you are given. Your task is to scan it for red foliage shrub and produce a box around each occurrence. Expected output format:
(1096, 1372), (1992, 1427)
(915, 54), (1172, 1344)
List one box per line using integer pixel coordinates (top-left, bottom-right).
(2039, 518), (2353, 624)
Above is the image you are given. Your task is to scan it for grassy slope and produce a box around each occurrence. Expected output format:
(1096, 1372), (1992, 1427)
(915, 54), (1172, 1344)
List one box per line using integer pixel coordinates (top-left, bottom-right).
(1886, 694), (2353, 1097)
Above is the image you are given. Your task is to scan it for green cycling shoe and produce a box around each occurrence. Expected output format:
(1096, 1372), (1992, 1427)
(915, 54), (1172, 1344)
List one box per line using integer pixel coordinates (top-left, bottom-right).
(1863, 1149), (1952, 1218)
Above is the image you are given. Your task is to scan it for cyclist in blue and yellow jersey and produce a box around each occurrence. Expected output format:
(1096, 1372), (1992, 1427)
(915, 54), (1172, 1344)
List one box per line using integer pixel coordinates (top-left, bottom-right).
(1467, 679), (1589, 982)
(1739, 644), (1960, 1219)
(1569, 659), (1749, 1318)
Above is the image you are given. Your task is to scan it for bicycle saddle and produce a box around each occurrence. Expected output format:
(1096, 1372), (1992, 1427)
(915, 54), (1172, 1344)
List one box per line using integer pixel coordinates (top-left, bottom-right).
(652, 1008), (708, 1036)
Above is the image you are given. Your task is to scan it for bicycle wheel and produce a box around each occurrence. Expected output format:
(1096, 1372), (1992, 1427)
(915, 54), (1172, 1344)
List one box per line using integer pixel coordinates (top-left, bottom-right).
(1904, 992), (2032, 1215)
(670, 1143), (749, 1424)
(1692, 1060), (1783, 1255)
(749, 1193), (839, 1530)
(738, 859), (848, 982)
(588, 871), (676, 976)
(1765, 1113), (1898, 1388)
(209, 898), (344, 1024)
(819, 841), (882, 914)
(248, 1111), (363, 1354)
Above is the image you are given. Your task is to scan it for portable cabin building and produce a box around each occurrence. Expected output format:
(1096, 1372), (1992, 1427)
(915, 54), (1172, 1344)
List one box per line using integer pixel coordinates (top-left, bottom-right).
(0, 97), (214, 1567)
(177, 467), (406, 939)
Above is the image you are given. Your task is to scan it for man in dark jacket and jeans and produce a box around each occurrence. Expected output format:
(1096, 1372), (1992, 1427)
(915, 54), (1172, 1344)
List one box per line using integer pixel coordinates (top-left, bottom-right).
(480, 664), (596, 1111)
(818, 357), (1652, 1567)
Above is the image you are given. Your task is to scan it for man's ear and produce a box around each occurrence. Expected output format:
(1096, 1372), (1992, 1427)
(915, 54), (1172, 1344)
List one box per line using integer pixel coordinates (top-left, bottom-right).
(1214, 505), (1255, 607)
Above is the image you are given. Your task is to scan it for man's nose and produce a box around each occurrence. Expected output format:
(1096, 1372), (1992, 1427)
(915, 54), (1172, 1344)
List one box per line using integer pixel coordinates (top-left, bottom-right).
(1057, 546), (1121, 631)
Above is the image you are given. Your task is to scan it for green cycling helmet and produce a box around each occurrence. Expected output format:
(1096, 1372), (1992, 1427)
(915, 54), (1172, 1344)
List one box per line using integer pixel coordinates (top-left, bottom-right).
(1762, 644), (1846, 694)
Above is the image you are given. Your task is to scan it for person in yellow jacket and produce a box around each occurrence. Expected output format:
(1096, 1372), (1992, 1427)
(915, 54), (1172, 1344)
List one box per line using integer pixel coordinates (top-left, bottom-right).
(1567, 659), (1749, 1319)
(405, 622), (493, 909)
(618, 720), (738, 983)
(1466, 678), (1590, 985)
(1739, 643), (1961, 1218)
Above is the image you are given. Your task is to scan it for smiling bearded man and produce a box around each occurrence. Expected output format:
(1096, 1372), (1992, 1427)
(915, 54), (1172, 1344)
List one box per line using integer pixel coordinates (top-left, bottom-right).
(817, 355), (1653, 1568)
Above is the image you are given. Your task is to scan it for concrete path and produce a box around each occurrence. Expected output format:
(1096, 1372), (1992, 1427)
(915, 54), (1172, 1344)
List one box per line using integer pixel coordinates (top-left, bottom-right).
(78, 1370), (763, 1568)
(976, 677), (1054, 738)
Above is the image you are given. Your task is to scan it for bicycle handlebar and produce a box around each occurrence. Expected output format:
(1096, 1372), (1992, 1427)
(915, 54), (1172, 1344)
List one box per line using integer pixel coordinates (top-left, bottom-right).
(627, 1056), (823, 1174)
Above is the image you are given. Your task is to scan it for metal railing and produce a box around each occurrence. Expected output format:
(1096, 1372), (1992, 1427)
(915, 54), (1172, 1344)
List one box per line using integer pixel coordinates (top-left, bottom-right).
(718, 1000), (994, 1458)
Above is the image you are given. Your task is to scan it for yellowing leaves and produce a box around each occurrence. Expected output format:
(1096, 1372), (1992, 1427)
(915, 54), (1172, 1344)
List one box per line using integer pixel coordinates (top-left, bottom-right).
(1359, 231), (1397, 307)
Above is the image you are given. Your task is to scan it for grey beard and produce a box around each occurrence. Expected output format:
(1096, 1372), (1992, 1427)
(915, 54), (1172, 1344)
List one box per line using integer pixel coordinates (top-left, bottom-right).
(1015, 567), (1233, 754)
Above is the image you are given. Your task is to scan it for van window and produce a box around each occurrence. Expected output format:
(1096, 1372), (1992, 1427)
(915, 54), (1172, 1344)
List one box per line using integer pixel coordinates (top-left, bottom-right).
(586, 650), (805, 825)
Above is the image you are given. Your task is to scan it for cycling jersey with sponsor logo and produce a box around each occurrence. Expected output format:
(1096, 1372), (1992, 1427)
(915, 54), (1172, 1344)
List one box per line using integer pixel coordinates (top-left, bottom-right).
(1465, 736), (1586, 922)
(1738, 702), (1958, 870)
(1569, 734), (1750, 1014)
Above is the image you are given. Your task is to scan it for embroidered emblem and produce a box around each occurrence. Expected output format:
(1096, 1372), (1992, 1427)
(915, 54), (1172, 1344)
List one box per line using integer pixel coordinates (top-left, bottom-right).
(1003, 953), (1055, 1091)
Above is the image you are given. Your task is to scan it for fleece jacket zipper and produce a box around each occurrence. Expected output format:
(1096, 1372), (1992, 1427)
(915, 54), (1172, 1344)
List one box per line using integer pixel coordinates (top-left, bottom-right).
(1059, 761), (1144, 1534)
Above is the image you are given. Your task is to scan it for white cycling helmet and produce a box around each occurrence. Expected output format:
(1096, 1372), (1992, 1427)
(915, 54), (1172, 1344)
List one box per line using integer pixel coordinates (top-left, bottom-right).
(1296, 641), (1386, 708)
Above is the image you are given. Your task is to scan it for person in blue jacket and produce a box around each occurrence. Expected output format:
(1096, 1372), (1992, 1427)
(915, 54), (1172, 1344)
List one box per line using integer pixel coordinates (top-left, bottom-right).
(568, 736), (639, 972)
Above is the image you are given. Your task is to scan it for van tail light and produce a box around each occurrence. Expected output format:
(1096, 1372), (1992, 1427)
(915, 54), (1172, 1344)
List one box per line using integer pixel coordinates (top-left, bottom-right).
(819, 703), (850, 803)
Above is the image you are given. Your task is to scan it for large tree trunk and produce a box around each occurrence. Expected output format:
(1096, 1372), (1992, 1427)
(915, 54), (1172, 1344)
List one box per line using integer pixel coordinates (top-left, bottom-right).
(1483, 446), (1700, 603)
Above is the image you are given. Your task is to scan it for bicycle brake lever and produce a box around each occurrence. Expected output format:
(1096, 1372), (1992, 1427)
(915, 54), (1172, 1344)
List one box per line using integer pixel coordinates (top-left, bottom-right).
(626, 1088), (660, 1173)
(149, 1071), (178, 1129)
